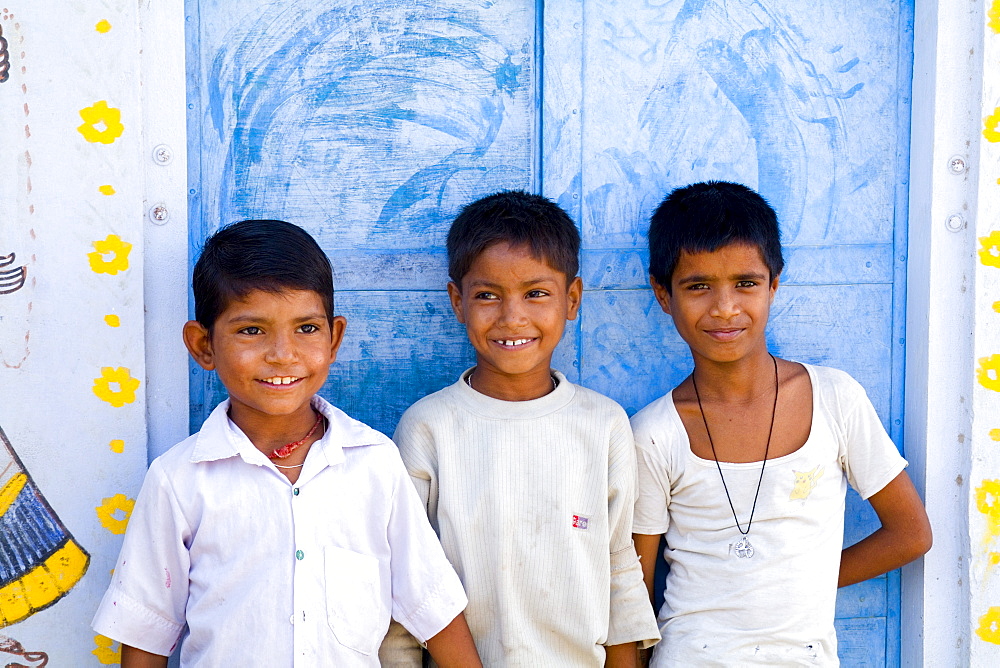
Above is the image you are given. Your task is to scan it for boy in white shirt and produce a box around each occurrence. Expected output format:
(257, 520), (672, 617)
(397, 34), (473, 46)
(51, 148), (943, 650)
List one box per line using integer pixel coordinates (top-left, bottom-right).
(92, 219), (480, 667)
(380, 191), (659, 666)
(630, 182), (932, 666)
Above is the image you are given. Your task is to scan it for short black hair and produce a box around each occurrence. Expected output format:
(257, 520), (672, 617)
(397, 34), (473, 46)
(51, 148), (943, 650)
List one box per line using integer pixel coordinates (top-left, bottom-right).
(447, 190), (580, 284)
(648, 181), (784, 291)
(192, 219), (334, 330)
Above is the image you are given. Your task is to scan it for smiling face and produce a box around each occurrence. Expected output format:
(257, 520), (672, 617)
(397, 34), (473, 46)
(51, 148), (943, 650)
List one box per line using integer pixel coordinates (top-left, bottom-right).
(183, 288), (346, 443)
(652, 242), (778, 367)
(448, 242), (582, 401)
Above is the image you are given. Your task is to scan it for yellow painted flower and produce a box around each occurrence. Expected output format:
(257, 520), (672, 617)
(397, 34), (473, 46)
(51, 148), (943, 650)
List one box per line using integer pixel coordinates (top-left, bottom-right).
(976, 480), (1000, 536)
(88, 234), (132, 275)
(990, 2), (1000, 35)
(991, 429), (1000, 442)
(77, 101), (124, 144)
(95, 493), (135, 535)
(95, 20), (112, 34)
(978, 355), (1000, 393)
(93, 634), (121, 664)
(92, 366), (141, 407)
(977, 606), (1000, 644)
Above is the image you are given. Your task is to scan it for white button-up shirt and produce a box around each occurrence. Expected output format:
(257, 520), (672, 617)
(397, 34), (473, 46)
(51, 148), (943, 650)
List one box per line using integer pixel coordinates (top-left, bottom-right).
(92, 397), (467, 666)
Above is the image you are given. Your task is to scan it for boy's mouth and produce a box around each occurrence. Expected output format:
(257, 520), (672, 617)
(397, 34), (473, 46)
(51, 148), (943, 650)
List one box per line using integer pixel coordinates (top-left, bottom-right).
(705, 328), (744, 342)
(258, 376), (302, 386)
(492, 338), (536, 348)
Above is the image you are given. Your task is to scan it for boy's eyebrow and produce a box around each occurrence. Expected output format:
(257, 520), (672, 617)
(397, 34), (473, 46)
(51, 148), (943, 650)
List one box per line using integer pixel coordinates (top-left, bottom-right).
(224, 312), (328, 324)
(675, 271), (769, 284)
(465, 276), (561, 289)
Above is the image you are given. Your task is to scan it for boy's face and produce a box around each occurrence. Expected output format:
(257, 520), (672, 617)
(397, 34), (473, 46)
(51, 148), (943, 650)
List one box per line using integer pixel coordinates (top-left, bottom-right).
(448, 242), (582, 400)
(183, 289), (346, 428)
(651, 243), (778, 366)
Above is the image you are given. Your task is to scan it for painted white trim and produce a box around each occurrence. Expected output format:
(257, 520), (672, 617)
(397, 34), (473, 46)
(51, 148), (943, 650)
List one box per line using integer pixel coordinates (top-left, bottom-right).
(904, 1), (983, 664)
(139, 0), (190, 462)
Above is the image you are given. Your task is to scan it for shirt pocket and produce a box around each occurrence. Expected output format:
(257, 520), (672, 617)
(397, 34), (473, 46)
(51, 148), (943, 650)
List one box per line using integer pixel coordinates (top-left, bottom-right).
(324, 545), (382, 655)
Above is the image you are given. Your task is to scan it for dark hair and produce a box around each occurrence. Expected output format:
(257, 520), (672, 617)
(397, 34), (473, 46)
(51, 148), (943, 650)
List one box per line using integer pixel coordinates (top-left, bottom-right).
(447, 190), (580, 284)
(192, 219), (334, 329)
(648, 181), (784, 291)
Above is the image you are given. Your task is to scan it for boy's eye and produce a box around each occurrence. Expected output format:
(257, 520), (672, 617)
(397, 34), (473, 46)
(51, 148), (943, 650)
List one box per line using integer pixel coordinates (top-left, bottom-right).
(736, 280), (757, 288)
(686, 283), (709, 291)
(525, 289), (549, 299)
(299, 323), (320, 334)
(238, 326), (262, 335)
(474, 291), (498, 300)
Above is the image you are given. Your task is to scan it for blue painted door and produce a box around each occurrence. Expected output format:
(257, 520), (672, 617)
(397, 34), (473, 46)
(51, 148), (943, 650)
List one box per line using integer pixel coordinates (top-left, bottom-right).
(186, 1), (912, 664)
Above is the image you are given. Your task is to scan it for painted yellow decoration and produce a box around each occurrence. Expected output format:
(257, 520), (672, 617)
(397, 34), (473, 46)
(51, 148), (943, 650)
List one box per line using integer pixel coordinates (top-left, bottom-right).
(991, 429), (1000, 441)
(95, 19), (112, 33)
(978, 355), (1000, 392)
(77, 101), (124, 144)
(976, 480), (1000, 536)
(979, 231), (1000, 267)
(109, 439), (124, 453)
(105, 314), (121, 327)
(95, 493), (135, 535)
(789, 465), (825, 500)
(93, 635), (121, 665)
(994, 302), (1000, 314)
(88, 234), (132, 275)
(0, 540), (90, 627)
(991, 552), (1000, 566)
(98, 184), (116, 196)
(990, 2), (1000, 34)
(92, 366), (141, 407)
(977, 606), (1000, 644)
(0, 473), (27, 516)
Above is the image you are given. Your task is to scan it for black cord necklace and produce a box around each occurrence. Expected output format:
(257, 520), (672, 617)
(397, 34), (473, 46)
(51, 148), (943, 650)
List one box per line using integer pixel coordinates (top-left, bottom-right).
(691, 354), (779, 559)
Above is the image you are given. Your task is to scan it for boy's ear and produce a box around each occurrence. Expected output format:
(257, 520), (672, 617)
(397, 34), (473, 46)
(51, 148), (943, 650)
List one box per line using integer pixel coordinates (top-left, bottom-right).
(183, 320), (216, 370)
(769, 274), (780, 302)
(446, 281), (466, 324)
(566, 276), (583, 320)
(650, 275), (672, 315)
(328, 315), (348, 362)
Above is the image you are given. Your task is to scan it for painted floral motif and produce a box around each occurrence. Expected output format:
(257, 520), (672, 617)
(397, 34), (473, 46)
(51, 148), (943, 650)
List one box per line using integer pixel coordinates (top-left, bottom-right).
(95, 494), (134, 535)
(88, 234), (132, 275)
(92, 635), (121, 664)
(77, 101), (124, 144)
(92, 366), (141, 407)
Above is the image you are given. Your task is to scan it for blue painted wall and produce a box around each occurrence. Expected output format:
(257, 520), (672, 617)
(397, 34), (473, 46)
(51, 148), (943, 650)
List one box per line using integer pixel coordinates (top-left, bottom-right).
(186, 1), (913, 663)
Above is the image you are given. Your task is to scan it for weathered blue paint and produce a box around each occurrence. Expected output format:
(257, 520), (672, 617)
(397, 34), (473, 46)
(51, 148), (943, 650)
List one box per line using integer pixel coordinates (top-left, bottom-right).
(187, 1), (913, 663)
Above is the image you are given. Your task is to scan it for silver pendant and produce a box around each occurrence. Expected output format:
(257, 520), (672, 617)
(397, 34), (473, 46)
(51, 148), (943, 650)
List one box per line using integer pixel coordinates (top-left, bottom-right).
(734, 535), (754, 559)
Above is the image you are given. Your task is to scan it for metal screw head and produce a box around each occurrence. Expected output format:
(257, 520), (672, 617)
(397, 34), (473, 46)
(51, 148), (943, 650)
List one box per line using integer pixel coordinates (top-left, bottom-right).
(152, 144), (173, 165)
(948, 155), (967, 175)
(945, 213), (965, 232)
(149, 205), (169, 224)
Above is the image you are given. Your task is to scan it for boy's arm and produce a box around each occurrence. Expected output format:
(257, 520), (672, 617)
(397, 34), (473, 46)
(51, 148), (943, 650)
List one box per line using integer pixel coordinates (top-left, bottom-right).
(121, 645), (168, 668)
(423, 612), (482, 668)
(605, 641), (640, 668)
(632, 533), (662, 605)
(838, 470), (932, 587)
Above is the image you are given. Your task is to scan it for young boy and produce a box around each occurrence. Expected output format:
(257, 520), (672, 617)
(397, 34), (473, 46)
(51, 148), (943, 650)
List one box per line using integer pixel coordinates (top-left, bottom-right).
(92, 220), (480, 667)
(630, 182), (932, 665)
(379, 191), (659, 666)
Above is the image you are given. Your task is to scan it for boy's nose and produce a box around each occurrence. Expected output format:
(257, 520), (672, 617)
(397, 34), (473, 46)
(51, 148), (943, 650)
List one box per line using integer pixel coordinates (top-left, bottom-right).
(265, 334), (297, 363)
(497, 298), (528, 327)
(710, 290), (741, 319)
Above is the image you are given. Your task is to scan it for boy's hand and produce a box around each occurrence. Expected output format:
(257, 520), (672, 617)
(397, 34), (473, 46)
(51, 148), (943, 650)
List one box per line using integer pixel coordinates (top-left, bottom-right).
(424, 612), (482, 668)
(838, 470), (932, 587)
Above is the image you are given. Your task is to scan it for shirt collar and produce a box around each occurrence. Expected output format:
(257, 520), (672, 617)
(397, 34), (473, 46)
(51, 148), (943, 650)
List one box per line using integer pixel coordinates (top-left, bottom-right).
(190, 396), (387, 468)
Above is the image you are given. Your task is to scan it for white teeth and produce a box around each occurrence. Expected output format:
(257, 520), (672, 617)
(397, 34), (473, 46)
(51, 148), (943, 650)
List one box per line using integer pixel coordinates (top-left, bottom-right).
(498, 338), (531, 346)
(263, 376), (299, 385)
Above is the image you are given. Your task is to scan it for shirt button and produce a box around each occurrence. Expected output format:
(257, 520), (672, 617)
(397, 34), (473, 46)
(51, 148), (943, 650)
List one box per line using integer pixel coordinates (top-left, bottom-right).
(293, 487), (299, 496)
(295, 550), (304, 560)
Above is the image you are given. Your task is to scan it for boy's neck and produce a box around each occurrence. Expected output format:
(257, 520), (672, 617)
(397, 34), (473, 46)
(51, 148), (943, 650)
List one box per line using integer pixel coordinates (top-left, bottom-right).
(228, 402), (323, 455)
(689, 349), (777, 403)
(468, 365), (557, 402)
